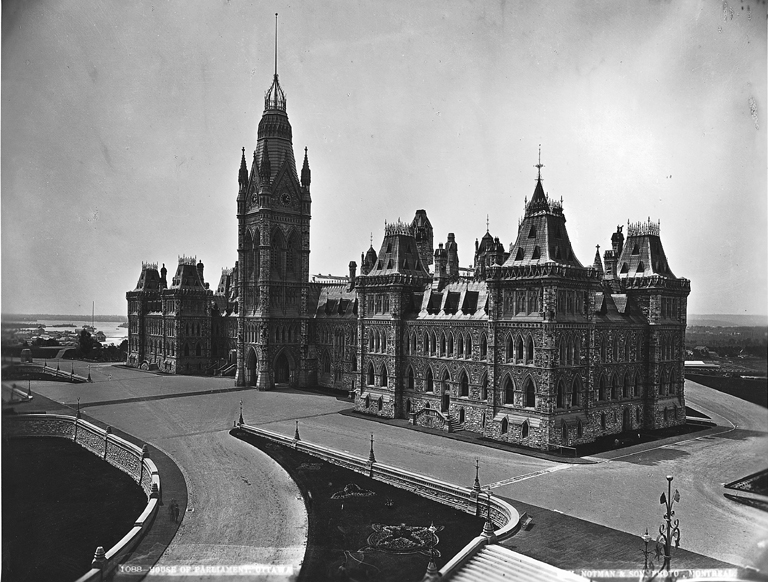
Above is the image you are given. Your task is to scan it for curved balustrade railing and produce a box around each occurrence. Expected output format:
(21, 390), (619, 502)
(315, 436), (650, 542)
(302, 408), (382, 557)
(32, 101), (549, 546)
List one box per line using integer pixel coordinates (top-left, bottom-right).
(5, 414), (160, 582)
(236, 423), (520, 537)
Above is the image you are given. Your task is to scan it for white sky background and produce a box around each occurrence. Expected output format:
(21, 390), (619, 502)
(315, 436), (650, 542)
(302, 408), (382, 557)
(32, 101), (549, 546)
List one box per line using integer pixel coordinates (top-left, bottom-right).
(2, 0), (766, 316)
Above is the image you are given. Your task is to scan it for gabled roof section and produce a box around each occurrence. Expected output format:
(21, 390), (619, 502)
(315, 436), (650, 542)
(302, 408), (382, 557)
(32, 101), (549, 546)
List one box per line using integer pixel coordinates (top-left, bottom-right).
(364, 220), (430, 278)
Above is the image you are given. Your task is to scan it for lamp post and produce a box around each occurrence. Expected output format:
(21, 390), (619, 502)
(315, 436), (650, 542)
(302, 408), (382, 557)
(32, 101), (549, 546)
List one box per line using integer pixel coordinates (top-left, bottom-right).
(640, 528), (653, 579)
(658, 475), (681, 574)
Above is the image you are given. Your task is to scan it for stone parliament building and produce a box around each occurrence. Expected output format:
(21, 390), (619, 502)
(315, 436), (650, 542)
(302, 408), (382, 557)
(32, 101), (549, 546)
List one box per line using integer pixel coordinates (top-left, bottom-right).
(127, 59), (691, 451)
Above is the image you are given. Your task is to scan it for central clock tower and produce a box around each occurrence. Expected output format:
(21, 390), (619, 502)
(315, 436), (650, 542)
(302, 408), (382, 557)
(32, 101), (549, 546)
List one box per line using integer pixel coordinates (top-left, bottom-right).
(235, 55), (313, 389)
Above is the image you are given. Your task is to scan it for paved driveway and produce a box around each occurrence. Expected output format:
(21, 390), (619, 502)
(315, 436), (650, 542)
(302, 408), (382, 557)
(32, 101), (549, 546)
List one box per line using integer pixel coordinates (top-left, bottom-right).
(29, 363), (768, 570)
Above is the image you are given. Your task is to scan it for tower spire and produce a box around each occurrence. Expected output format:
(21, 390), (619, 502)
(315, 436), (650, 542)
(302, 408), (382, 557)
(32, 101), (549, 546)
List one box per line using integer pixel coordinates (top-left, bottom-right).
(301, 146), (311, 188)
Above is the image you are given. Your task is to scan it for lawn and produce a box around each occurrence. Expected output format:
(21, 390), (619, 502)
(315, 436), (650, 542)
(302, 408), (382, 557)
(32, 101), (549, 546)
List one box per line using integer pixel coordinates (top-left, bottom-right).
(2, 437), (147, 582)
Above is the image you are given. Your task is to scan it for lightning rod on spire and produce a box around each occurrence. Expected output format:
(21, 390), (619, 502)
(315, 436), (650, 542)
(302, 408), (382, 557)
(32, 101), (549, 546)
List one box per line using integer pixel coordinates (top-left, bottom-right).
(274, 13), (279, 77)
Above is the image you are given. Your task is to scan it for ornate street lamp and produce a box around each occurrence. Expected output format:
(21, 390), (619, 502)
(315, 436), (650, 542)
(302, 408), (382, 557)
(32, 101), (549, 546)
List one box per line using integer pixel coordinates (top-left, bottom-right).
(641, 475), (681, 580)
(658, 475), (681, 574)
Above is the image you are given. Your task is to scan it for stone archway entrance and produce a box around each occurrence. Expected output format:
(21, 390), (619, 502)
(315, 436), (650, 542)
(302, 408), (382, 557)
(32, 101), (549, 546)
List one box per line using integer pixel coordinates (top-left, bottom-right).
(245, 347), (258, 386)
(441, 393), (450, 413)
(275, 352), (290, 384)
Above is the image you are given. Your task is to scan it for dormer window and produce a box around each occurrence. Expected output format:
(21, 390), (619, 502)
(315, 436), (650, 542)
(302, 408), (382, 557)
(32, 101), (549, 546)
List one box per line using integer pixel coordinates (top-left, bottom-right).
(620, 263), (629, 273)
(528, 225), (536, 238)
(515, 248), (525, 261)
(636, 261), (645, 273)
(532, 246), (541, 259)
(387, 259), (393, 269)
(631, 244), (640, 255)
(386, 243), (392, 253)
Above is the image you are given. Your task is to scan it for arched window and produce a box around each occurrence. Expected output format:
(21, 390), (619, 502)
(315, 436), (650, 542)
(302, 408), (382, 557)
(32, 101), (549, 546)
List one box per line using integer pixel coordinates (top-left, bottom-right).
(426, 368), (434, 392)
(423, 333), (429, 354)
(381, 332), (387, 352)
(636, 408), (641, 424)
(481, 374), (488, 400)
(622, 372), (629, 398)
(367, 363), (375, 386)
(526, 336), (534, 364)
(556, 380), (565, 408)
(663, 407), (668, 422)
(559, 339), (567, 366)
(351, 356), (357, 371)
(480, 334), (487, 360)
(516, 336), (524, 361)
(406, 399), (411, 414)
(375, 331), (380, 352)
(368, 330), (374, 351)
(365, 394), (370, 408)
(571, 377), (581, 406)
(506, 335), (514, 361)
(378, 397), (383, 412)
(524, 378), (535, 408)
(447, 334), (454, 356)
(521, 420), (529, 439)
(610, 374), (618, 399)
(601, 412), (606, 429)
(381, 364), (388, 387)
(431, 332), (437, 355)
(459, 408), (465, 424)
(195, 343), (202, 357)
(411, 333), (417, 354)
(440, 333), (446, 356)
(457, 335), (464, 357)
(271, 230), (285, 276)
(613, 335), (619, 362)
(323, 353), (331, 373)
(598, 374), (605, 401)
(460, 372), (469, 397)
(501, 417), (508, 434)
(504, 377), (514, 405)
(601, 338), (607, 362)
(408, 367), (415, 390)
(624, 339), (630, 362)
(561, 421), (568, 443)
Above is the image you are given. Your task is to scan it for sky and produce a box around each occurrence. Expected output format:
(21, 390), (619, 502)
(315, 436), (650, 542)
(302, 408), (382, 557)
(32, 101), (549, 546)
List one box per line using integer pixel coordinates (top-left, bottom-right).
(2, 0), (766, 317)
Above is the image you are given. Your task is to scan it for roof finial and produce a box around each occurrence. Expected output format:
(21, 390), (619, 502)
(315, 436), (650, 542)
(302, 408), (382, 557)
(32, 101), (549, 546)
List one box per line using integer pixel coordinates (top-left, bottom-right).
(370, 232), (373, 247)
(274, 13), (279, 77)
(486, 214), (489, 233)
(534, 144), (544, 181)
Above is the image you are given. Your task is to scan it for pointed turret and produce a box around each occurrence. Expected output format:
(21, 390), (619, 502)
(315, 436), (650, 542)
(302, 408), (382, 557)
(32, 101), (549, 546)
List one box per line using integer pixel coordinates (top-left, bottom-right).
(238, 147), (249, 188)
(593, 245), (604, 277)
(301, 147), (311, 188)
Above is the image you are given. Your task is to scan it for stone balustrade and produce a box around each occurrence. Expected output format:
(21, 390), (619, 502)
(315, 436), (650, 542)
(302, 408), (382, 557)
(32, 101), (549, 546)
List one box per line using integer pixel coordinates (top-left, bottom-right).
(5, 414), (160, 582)
(236, 422), (520, 539)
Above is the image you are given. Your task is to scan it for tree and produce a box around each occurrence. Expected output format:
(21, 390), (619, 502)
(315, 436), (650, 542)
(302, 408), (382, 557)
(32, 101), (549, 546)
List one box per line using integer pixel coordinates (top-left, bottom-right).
(79, 329), (94, 355)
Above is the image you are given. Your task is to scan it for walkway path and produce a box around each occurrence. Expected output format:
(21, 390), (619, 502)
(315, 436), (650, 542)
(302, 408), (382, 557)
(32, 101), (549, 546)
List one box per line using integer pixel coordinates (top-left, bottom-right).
(26, 361), (768, 573)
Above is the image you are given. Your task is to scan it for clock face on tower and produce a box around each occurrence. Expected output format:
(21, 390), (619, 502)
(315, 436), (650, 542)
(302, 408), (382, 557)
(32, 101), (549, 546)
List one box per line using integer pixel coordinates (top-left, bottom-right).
(280, 192), (292, 207)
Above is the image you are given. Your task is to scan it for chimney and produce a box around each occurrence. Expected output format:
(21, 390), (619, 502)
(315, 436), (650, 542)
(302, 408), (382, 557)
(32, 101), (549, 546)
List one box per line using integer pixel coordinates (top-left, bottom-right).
(433, 244), (448, 290)
(348, 261), (357, 290)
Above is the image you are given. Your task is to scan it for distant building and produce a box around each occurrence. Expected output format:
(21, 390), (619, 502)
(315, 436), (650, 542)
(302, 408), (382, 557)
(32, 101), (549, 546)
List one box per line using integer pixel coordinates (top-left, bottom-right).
(127, 47), (690, 449)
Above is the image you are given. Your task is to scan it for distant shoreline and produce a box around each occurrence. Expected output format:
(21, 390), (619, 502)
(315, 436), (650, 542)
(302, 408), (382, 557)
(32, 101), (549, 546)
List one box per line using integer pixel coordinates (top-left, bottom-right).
(1, 314), (128, 323)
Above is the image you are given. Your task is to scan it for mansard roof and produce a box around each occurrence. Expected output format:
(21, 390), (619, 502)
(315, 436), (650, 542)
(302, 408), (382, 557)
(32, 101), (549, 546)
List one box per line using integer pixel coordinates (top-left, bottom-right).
(616, 220), (677, 279)
(504, 177), (583, 269)
(413, 280), (489, 319)
(363, 220), (431, 278)
(308, 283), (358, 319)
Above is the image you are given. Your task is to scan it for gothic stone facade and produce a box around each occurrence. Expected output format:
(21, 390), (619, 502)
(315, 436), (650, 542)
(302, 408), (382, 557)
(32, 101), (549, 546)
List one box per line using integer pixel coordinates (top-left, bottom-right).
(127, 66), (690, 451)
